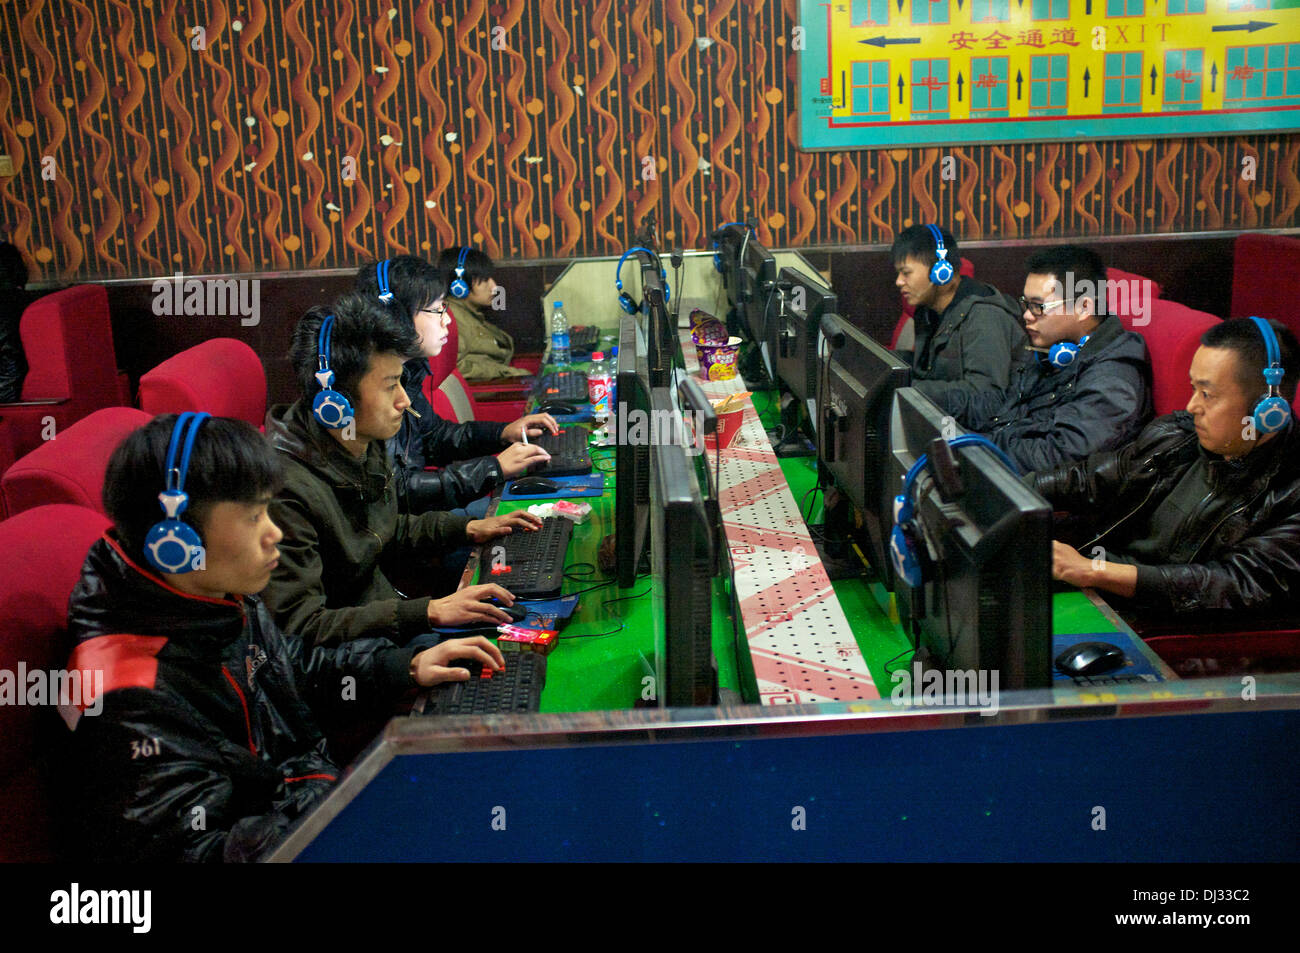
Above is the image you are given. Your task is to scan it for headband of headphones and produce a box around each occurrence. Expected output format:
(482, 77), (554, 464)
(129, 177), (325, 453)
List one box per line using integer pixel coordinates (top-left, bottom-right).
(376, 260), (393, 303)
(162, 412), (209, 509)
(144, 411), (211, 574)
(615, 246), (659, 287)
(450, 247), (472, 298)
(1251, 316), (1285, 387)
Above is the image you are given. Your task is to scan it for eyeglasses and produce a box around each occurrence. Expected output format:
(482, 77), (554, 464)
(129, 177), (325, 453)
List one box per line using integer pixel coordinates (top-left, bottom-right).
(1018, 296), (1068, 318)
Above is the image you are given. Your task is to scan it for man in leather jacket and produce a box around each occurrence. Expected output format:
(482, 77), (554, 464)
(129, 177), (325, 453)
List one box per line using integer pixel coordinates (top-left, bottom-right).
(263, 294), (540, 649)
(1041, 318), (1300, 618)
(62, 413), (506, 862)
(891, 224), (1029, 407)
(929, 245), (1153, 471)
(355, 256), (556, 515)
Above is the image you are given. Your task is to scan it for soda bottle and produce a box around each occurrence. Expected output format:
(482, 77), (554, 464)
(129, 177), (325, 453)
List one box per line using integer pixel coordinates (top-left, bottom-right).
(588, 351), (612, 419)
(550, 301), (571, 367)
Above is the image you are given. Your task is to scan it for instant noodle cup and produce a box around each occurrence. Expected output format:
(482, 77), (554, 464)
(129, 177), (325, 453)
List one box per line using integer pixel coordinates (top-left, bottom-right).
(697, 336), (742, 381)
(689, 308), (716, 329)
(691, 319), (729, 346)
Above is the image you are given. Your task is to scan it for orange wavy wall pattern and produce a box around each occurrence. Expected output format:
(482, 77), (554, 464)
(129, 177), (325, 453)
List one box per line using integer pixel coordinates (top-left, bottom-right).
(1, 0), (1296, 281)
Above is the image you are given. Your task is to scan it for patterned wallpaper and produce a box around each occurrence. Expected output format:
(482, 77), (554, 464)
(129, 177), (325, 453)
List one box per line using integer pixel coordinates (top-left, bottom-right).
(1, 0), (1296, 282)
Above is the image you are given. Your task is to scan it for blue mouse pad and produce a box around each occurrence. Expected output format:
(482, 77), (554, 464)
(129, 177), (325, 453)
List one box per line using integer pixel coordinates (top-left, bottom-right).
(513, 594), (580, 632)
(1051, 631), (1165, 683)
(500, 472), (606, 501)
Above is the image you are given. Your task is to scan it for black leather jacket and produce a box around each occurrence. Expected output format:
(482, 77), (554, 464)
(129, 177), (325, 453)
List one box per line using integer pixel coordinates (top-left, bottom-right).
(60, 534), (418, 862)
(391, 357), (507, 513)
(1034, 412), (1300, 615)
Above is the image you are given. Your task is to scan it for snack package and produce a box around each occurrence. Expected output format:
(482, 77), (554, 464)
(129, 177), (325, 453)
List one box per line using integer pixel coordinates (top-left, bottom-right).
(551, 500), (592, 524)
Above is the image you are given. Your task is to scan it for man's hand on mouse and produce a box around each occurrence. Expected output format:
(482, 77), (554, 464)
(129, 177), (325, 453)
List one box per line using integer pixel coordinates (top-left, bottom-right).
(426, 584), (518, 627)
(497, 442), (551, 478)
(503, 413), (560, 443)
(409, 635), (507, 686)
(466, 511), (545, 543)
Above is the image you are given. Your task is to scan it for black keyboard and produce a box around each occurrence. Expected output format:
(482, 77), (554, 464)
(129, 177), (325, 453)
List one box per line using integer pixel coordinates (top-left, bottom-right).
(421, 653), (548, 716)
(569, 325), (600, 355)
(535, 370), (588, 404)
(485, 516), (573, 597)
(533, 427), (592, 477)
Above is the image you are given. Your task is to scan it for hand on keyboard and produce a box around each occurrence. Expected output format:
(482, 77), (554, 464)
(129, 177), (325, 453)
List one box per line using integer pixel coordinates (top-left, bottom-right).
(497, 442), (552, 478)
(502, 413), (560, 443)
(427, 583), (518, 627)
(467, 511), (545, 543)
(410, 635), (505, 686)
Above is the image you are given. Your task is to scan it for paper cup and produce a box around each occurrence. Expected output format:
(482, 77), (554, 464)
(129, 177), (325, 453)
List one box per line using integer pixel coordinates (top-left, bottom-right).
(697, 336), (742, 381)
(705, 407), (745, 450)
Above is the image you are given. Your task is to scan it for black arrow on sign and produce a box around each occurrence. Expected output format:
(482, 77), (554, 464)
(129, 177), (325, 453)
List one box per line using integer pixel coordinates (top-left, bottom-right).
(1211, 20), (1274, 32)
(859, 35), (922, 47)
(1083, 67), (1091, 97)
(1015, 70), (1023, 100)
(1086, 0), (1092, 11)
(896, 0), (905, 11)
(898, 74), (905, 104)
(1210, 62), (1218, 93)
(1150, 64), (1158, 95)
(956, 72), (964, 102)
(956, 0), (964, 8)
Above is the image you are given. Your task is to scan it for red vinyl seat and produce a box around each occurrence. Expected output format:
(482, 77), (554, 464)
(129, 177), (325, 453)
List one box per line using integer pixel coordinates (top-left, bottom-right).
(0, 503), (112, 861)
(137, 338), (267, 429)
(426, 310), (526, 424)
(1231, 233), (1300, 340)
(0, 285), (132, 460)
(0, 407), (152, 519)
(1117, 298), (1220, 417)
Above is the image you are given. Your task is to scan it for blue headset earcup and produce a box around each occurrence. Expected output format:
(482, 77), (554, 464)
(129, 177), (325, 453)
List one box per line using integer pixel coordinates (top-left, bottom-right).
(618, 292), (639, 315)
(1255, 395), (1291, 434)
(144, 413), (210, 575)
(312, 369), (355, 429)
(713, 245), (723, 273)
(450, 276), (469, 298)
(889, 524), (924, 589)
(930, 257), (955, 286)
(144, 513), (204, 574)
(450, 247), (471, 298)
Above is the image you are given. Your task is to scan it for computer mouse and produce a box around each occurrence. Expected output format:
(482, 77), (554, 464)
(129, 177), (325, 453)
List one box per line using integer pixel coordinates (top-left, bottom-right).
(509, 476), (560, 495)
(486, 597), (528, 623)
(538, 402), (577, 415)
(1055, 641), (1127, 678)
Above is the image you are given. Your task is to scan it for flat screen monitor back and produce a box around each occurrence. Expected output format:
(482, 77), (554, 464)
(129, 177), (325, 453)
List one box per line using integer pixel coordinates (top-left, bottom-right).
(818, 323), (910, 585)
(615, 315), (652, 588)
(648, 386), (717, 707)
(772, 266), (837, 405)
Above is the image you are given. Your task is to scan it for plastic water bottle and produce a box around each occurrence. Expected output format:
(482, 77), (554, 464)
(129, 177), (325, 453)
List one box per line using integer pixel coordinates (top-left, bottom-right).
(608, 345), (618, 411)
(550, 301), (571, 367)
(588, 351), (612, 419)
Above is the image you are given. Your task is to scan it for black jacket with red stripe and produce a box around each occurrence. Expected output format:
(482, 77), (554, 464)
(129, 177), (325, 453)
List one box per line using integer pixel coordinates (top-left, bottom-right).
(61, 533), (420, 863)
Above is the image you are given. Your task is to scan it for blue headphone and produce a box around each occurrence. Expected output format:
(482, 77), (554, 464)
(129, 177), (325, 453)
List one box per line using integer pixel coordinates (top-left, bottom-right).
(312, 314), (355, 430)
(449, 247), (471, 298)
(889, 434), (1020, 589)
(925, 224), (955, 286)
(1250, 316), (1292, 434)
(615, 246), (671, 315)
(375, 259), (394, 304)
(144, 412), (211, 575)
(711, 222), (752, 273)
(1043, 334), (1091, 368)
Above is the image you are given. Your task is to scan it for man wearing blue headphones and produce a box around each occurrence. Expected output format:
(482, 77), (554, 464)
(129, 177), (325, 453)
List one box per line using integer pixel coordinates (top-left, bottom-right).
(892, 223), (1028, 406)
(1041, 317), (1300, 619)
(437, 245), (531, 380)
(63, 413), (506, 861)
(927, 245), (1153, 471)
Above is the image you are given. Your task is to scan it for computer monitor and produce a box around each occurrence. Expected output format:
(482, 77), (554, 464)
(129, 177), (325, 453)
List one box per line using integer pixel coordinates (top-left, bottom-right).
(614, 315), (652, 588)
(816, 317), (910, 585)
(712, 223), (751, 313)
(771, 266), (837, 406)
(648, 386), (717, 707)
(738, 238), (777, 381)
(888, 388), (1053, 690)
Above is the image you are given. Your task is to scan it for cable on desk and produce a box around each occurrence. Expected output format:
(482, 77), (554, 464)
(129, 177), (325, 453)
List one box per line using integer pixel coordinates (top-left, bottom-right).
(600, 587), (651, 608)
(562, 578), (616, 598)
(563, 561), (597, 580)
(882, 644), (918, 677)
(561, 624), (626, 640)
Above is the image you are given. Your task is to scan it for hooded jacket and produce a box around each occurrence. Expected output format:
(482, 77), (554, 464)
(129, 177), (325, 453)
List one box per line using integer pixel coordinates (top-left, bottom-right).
(61, 533), (418, 863)
(263, 398), (471, 648)
(390, 355), (507, 513)
(447, 296), (530, 380)
(902, 275), (1029, 406)
(932, 315), (1154, 471)
(1033, 412), (1300, 616)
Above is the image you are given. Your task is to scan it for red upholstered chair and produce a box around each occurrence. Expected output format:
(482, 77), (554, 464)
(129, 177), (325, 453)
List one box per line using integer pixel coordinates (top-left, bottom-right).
(0, 407), (152, 519)
(1231, 233), (1300, 340)
(1104, 267), (1162, 322)
(0, 285), (130, 460)
(890, 258), (976, 351)
(137, 338), (267, 429)
(1117, 299), (1220, 417)
(0, 503), (112, 861)
(431, 310), (526, 423)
